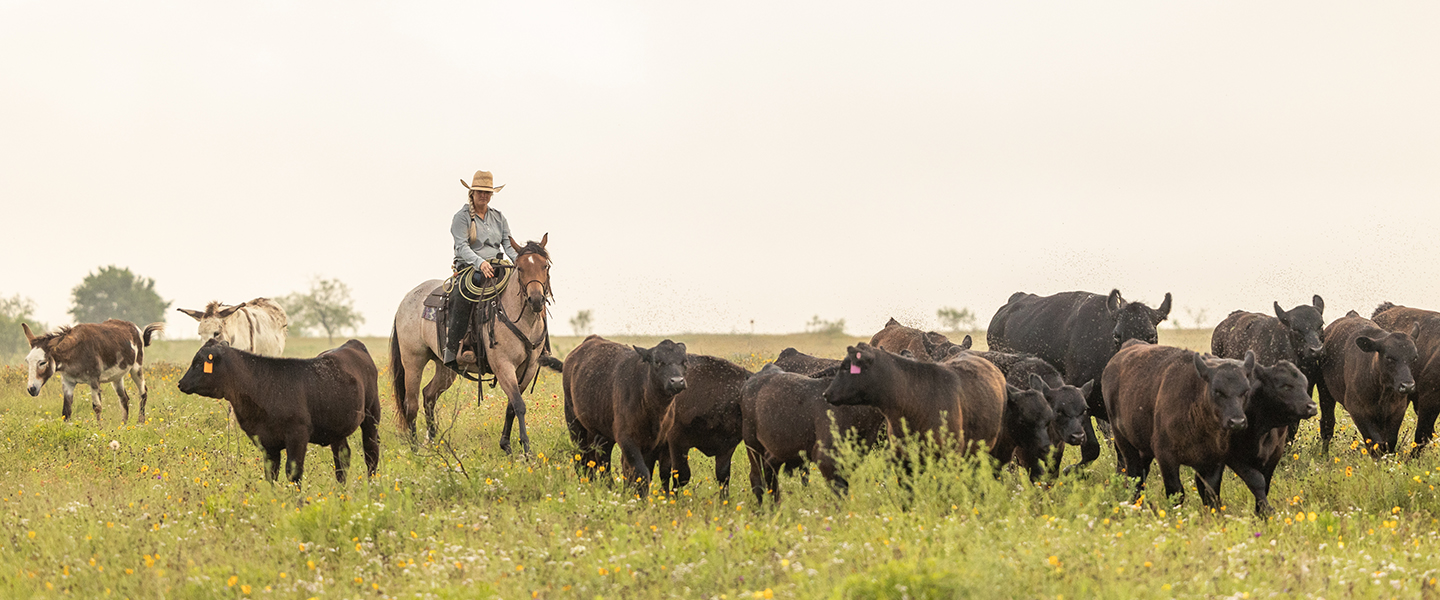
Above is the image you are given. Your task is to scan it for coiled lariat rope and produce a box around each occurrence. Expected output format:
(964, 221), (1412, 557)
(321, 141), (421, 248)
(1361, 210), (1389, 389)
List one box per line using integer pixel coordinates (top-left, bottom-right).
(444, 258), (514, 302)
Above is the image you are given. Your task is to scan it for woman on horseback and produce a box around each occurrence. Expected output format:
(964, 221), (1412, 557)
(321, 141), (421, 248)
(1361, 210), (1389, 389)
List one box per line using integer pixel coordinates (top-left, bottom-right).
(442, 169), (516, 373)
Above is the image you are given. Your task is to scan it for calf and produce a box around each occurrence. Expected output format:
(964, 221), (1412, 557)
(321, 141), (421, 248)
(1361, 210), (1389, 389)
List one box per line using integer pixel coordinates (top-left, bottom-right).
(563, 336), (688, 494)
(870, 318), (970, 361)
(1317, 311), (1418, 456)
(23, 320), (164, 423)
(774, 347), (841, 377)
(823, 344), (982, 458)
(1202, 360), (1317, 515)
(1104, 342), (1255, 508)
(1370, 302), (1440, 455)
(987, 289), (1171, 471)
(1211, 295), (1326, 398)
(655, 354), (750, 493)
(176, 339), (381, 483)
(990, 380), (1055, 484)
(743, 364), (886, 503)
(971, 350), (1091, 477)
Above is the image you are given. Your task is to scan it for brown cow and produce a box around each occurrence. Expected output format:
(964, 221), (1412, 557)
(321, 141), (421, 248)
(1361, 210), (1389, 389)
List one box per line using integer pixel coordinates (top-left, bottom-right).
(23, 320), (164, 423)
(563, 336), (688, 494)
(744, 364), (886, 503)
(970, 350), (1092, 478)
(1370, 302), (1440, 456)
(1104, 342), (1255, 507)
(870, 318), (971, 361)
(1317, 311), (1418, 456)
(823, 344), (979, 459)
(939, 351), (1008, 454)
(1203, 360), (1317, 515)
(176, 339), (381, 484)
(655, 354), (750, 493)
(773, 347), (841, 377)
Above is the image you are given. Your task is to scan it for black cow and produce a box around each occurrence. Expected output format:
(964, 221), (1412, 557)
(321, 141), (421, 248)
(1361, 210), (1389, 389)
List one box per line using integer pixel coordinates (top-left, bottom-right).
(743, 364), (886, 503)
(1317, 311), (1418, 456)
(1212, 295), (1326, 391)
(1104, 343), (1255, 508)
(773, 347), (841, 377)
(1371, 302), (1440, 456)
(970, 350), (1091, 478)
(655, 354), (750, 493)
(177, 339), (381, 484)
(1211, 360), (1317, 515)
(563, 336), (689, 494)
(987, 289), (1171, 471)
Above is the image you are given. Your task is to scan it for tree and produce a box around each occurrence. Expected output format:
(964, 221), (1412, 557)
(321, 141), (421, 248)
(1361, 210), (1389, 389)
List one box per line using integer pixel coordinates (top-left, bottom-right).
(936, 307), (977, 332)
(805, 315), (847, 336)
(1, 294), (44, 362)
(281, 277), (364, 343)
(569, 310), (594, 336)
(70, 265), (171, 325)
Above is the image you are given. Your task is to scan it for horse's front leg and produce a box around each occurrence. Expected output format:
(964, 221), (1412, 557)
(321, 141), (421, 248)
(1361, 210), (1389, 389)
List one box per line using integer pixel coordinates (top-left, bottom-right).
(494, 365), (532, 455)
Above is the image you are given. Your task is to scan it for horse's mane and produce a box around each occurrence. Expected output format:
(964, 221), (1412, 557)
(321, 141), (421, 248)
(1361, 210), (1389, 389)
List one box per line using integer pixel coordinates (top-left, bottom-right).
(516, 241), (549, 259)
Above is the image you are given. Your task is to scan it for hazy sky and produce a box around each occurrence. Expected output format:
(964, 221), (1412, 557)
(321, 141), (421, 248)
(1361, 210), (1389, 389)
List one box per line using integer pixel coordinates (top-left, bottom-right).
(3, 1), (1438, 339)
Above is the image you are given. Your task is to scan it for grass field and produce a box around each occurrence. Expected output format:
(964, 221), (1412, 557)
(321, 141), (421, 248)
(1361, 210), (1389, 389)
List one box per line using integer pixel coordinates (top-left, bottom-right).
(1, 330), (1438, 598)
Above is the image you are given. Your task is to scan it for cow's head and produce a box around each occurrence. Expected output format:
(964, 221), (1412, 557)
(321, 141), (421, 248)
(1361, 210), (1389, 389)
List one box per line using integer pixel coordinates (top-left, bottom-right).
(178, 339), (231, 399)
(1005, 380), (1054, 452)
(1275, 295), (1325, 362)
(1193, 351), (1254, 431)
(178, 301), (247, 343)
(824, 344), (884, 406)
(1251, 360), (1317, 421)
(510, 234), (552, 315)
(21, 323), (55, 397)
(1107, 289), (1171, 348)
(1038, 375), (1091, 446)
(634, 339), (687, 396)
(1355, 324), (1419, 395)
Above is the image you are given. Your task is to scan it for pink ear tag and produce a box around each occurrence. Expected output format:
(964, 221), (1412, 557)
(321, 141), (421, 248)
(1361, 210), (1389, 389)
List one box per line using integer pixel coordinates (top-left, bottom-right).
(849, 363), (861, 374)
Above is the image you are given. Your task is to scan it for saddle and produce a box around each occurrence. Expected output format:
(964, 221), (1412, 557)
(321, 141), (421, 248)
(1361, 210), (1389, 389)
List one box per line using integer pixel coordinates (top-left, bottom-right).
(424, 268), (510, 379)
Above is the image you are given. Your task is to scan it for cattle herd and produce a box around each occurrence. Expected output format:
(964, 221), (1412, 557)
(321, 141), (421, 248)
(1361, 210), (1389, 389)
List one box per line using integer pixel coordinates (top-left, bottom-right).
(15, 287), (1440, 515)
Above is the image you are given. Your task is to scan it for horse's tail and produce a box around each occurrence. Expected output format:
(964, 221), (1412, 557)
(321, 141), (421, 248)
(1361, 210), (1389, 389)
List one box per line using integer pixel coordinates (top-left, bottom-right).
(539, 354), (564, 372)
(389, 322), (406, 420)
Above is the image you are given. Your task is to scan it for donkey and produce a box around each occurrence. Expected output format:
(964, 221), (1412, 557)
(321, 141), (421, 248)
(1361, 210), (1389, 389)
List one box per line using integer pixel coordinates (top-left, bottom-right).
(23, 320), (164, 423)
(390, 235), (559, 452)
(177, 298), (289, 355)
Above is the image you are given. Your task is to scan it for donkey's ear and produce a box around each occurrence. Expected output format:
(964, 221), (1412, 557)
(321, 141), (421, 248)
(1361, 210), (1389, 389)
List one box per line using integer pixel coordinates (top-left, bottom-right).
(178, 308), (205, 321)
(216, 303), (246, 318)
(539, 232), (548, 247)
(21, 323), (35, 344)
(510, 237), (523, 252)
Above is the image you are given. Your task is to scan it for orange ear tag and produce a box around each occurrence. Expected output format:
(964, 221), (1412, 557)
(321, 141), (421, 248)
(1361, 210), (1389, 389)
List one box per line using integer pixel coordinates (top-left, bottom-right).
(204, 354), (213, 374)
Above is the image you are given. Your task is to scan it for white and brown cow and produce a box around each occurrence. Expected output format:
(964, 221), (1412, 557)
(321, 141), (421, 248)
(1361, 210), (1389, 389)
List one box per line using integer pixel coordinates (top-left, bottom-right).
(23, 319), (165, 423)
(177, 298), (288, 356)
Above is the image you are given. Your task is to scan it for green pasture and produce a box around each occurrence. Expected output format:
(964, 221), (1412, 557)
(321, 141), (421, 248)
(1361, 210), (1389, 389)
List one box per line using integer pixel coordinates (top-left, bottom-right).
(0, 331), (1437, 599)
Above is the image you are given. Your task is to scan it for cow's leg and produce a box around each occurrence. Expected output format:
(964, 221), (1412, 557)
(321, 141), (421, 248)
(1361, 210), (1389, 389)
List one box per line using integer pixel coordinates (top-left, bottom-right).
(285, 437), (308, 485)
(1113, 436), (1148, 501)
(1157, 459), (1185, 507)
(264, 447), (283, 482)
(1193, 465), (1224, 510)
(60, 379), (76, 421)
(617, 440), (650, 496)
(815, 446), (848, 498)
(88, 379), (104, 423)
(763, 457), (783, 504)
(713, 445), (735, 495)
(1318, 380), (1337, 454)
(362, 396), (382, 478)
(667, 443), (693, 493)
(1046, 444), (1066, 478)
(1412, 392), (1440, 457)
(111, 380), (131, 424)
(331, 440), (352, 483)
(131, 368), (149, 424)
(595, 439), (616, 484)
(746, 443), (767, 503)
(1230, 463), (1273, 516)
(1063, 417), (1102, 474)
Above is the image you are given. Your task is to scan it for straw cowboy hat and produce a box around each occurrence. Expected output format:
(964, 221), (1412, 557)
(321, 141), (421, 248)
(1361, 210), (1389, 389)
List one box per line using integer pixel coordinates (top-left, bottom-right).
(460, 170), (505, 193)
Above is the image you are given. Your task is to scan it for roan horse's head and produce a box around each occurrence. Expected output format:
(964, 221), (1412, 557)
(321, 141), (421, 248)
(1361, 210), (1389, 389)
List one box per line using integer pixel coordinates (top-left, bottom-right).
(509, 233), (552, 315)
(177, 301), (248, 343)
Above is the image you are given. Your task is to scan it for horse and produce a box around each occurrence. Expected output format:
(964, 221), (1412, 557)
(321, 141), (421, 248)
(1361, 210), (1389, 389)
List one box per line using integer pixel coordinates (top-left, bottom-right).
(390, 235), (557, 454)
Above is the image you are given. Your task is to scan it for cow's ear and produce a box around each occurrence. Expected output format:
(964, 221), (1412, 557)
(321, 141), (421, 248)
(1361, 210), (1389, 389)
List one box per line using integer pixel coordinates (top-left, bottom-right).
(1079, 379), (1095, 398)
(1409, 323), (1421, 340)
(960, 335), (973, 350)
(1193, 352), (1214, 379)
(1107, 289), (1125, 315)
(1153, 293), (1172, 323)
(1312, 295), (1325, 316)
(633, 345), (653, 362)
(1355, 336), (1379, 353)
(1006, 384), (1023, 402)
(1274, 302), (1289, 324)
(885, 317), (900, 327)
(675, 342), (687, 355)
(1029, 373), (1048, 392)
(1242, 350), (1256, 372)
(178, 308), (205, 321)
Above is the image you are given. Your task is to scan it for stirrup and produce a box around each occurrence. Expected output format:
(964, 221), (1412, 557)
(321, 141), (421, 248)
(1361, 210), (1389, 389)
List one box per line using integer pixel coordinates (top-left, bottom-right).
(445, 360), (480, 382)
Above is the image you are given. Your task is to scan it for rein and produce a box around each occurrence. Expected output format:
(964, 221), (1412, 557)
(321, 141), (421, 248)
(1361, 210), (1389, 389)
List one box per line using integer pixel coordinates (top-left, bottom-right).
(480, 251), (552, 391)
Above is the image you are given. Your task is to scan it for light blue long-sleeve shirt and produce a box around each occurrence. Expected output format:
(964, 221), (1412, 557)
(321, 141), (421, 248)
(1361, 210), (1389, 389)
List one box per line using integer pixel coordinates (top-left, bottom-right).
(451, 204), (517, 269)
